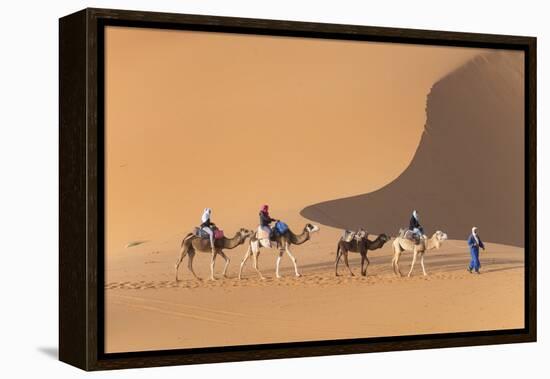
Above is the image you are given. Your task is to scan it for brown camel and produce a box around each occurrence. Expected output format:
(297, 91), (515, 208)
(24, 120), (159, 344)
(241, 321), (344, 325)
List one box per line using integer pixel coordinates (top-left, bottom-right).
(335, 233), (390, 277)
(238, 223), (320, 279)
(175, 228), (254, 281)
(392, 230), (448, 277)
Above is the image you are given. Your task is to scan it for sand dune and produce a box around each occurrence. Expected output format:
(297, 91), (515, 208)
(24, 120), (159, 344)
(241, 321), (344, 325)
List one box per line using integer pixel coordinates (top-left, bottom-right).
(301, 51), (525, 247)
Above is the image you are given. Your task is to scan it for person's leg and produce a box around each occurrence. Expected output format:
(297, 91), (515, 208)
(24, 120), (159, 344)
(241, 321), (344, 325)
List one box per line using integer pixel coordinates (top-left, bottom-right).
(203, 227), (215, 253)
(412, 228), (421, 244)
(477, 251), (482, 272)
(261, 226), (272, 248)
(474, 248), (481, 272)
(468, 248), (475, 272)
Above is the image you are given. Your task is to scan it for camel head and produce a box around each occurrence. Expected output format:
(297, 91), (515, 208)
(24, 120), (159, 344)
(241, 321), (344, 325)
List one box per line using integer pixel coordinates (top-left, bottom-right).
(238, 228), (255, 240)
(378, 233), (390, 243)
(430, 230), (448, 248)
(305, 223), (320, 234)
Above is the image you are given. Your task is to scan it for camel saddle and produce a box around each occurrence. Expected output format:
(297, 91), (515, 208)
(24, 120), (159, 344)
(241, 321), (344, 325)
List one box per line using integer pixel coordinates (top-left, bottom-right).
(343, 229), (367, 242)
(193, 226), (224, 240)
(342, 230), (355, 242)
(400, 228), (421, 244)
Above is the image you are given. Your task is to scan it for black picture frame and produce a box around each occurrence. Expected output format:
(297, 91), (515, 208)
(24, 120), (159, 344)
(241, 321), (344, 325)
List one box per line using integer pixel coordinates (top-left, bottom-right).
(59, 7), (537, 371)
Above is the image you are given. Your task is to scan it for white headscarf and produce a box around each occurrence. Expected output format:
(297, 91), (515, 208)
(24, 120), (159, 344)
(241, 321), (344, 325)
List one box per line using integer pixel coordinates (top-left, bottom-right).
(201, 208), (212, 223)
(413, 210), (419, 220)
(472, 227), (480, 245)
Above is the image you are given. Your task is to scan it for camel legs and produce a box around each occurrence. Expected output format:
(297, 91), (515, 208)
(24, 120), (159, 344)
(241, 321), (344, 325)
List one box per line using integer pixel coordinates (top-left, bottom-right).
(209, 250), (218, 281)
(335, 250), (342, 276)
(175, 246), (201, 281)
(275, 250), (284, 278)
(420, 253), (428, 276)
(284, 245), (301, 277)
(238, 245), (252, 280)
(361, 254), (369, 276)
(343, 251), (354, 276)
(174, 246), (188, 281)
(407, 251), (418, 277)
(187, 250), (200, 280)
(218, 250), (230, 278)
(252, 251), (265, 280)
(392, 252), (403, 277)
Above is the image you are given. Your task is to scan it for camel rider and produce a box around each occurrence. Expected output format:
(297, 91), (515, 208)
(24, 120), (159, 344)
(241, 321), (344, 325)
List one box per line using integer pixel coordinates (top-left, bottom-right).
(259, 205), (277, 245)
(409, 210), (424, 239)
(200, 208), (216, 254)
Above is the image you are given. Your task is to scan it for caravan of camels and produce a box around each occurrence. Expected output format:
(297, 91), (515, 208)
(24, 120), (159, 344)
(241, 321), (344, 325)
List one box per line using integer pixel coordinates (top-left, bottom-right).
(174, 206), (449, 282)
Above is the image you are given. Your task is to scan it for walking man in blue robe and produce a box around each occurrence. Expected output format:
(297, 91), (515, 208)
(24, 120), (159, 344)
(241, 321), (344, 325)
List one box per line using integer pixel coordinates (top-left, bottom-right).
(467, 226), (485, 274)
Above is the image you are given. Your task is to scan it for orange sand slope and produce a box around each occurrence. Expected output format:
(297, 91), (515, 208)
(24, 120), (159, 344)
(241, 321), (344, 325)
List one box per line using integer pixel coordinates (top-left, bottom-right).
(302, 51), (525, 247)
(105, 226), (524, 353)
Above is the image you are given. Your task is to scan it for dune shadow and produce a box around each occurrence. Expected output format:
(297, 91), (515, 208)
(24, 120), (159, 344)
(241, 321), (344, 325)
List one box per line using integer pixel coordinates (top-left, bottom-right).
(300, 51), (525, 247)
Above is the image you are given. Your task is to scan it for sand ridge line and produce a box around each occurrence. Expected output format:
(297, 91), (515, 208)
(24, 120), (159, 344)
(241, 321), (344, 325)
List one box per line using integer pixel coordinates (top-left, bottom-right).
(109, 293), (248, 317)
(109, 299), (234, 325)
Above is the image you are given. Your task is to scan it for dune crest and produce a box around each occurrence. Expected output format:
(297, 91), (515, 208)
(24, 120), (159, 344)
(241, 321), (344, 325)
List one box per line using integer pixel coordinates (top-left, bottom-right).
(301, 51), (525, 247)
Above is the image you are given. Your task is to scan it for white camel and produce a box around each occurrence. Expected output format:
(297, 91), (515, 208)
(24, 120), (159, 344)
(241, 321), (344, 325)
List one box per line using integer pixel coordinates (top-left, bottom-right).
(238, 223), (320, 279)
(392, 230), (447, 277)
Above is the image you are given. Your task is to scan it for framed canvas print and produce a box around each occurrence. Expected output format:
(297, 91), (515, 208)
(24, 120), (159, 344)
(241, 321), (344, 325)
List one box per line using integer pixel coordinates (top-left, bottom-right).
(59, 8), (536, 371)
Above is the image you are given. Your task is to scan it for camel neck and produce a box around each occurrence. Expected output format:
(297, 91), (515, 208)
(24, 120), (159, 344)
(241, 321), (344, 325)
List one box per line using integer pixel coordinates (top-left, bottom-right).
(369, 237), (384, 250)
(225, 233), (243, 249)
(290, 229), (309, 245)
(426, 235), (439, 249)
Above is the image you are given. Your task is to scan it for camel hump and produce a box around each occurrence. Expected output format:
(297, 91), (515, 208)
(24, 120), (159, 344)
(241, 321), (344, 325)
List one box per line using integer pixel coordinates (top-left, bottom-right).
(181, 233), (195, 247)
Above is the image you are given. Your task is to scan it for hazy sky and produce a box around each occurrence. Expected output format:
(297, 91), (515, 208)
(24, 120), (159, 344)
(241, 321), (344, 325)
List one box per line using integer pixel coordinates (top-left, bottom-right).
(105, 26), (487, 253)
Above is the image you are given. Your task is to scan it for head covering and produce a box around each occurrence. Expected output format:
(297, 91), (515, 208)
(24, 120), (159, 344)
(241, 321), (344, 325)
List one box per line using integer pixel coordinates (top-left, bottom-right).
(201, 208), (212, 223)
(413, 210), (419, 220)
(261, 204), (269, 213)
(472, 226), (480, 244)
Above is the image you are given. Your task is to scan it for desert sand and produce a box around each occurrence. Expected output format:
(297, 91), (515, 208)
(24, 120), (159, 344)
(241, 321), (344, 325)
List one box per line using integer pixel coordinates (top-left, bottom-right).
(104, 28), (525, 353)
(105, 222), (524, 353)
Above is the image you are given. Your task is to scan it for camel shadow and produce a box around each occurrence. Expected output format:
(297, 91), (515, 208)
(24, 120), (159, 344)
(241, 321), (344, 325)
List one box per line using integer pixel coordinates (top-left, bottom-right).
(481, 265), (524, 274)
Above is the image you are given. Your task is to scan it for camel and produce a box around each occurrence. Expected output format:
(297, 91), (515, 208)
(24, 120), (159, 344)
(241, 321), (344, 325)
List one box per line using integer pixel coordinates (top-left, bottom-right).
(238, 223), (320, 280)
(175, 228), (254, 281)
(335, 233), (390, 277)
(391, 230), (448, 277)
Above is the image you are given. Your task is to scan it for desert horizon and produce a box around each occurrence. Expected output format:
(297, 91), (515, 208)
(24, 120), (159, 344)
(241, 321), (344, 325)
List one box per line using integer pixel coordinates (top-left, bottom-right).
(104, 26), (525, 353)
